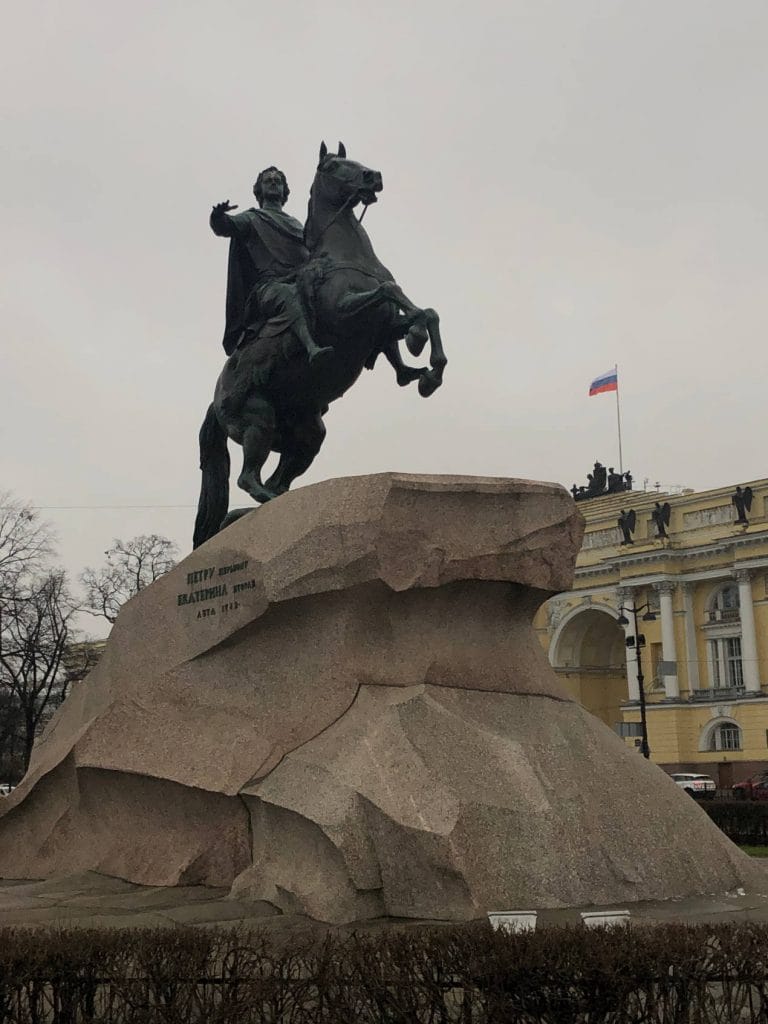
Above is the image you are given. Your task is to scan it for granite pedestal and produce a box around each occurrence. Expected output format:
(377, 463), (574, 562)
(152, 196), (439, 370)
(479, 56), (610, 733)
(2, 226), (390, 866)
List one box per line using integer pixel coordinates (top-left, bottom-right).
(0, 474), (762, 923)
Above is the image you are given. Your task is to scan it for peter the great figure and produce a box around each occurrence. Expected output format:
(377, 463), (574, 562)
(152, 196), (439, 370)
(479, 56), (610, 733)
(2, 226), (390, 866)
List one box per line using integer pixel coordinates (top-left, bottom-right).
(193, 142), (447, 548)
(210, 165), (331, 364)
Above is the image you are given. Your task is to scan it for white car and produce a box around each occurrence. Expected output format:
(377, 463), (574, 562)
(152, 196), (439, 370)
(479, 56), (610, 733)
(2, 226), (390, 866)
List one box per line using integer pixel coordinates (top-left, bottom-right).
(669, 773), (716, 798)
(0, 783), (14, 797)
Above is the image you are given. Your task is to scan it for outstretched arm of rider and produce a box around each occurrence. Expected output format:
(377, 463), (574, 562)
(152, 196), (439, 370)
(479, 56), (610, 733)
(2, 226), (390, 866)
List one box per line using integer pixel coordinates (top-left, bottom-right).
(209, 200), (247, 238)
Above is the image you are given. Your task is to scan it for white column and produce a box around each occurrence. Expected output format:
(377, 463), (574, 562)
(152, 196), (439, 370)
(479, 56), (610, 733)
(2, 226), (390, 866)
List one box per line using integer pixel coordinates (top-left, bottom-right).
(616, 587), (640, 701)
(736, 570), (761, 693)
(655, 581), (679, 699)
(681, 583), (700, 694)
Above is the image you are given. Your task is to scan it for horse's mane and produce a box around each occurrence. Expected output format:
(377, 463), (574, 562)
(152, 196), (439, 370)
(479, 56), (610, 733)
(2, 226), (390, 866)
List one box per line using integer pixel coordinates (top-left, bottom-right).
(304, 155), (345, 249)
(304, 181), (316, 249)
(304, 166), (327, 250)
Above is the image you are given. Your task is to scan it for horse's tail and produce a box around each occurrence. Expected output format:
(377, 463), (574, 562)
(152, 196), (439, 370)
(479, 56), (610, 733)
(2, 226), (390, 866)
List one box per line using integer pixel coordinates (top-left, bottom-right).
(192, 404), (230, 549)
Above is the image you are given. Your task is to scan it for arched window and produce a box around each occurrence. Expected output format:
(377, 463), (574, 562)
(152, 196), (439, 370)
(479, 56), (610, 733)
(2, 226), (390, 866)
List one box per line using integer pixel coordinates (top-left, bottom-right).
(704, 583), (744, 691)
(717, 585), (740, 612)
(708, 584), (740, 622)
(709, 722), (742, 752)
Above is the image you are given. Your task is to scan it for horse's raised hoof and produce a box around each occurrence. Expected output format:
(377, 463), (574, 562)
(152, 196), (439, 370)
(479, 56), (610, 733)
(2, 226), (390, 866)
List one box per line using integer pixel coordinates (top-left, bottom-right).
(418, 370), (443, 398)
(405, 324), (429, 357)
(396, 365), (427, 387)
(309, 346), (335, 368)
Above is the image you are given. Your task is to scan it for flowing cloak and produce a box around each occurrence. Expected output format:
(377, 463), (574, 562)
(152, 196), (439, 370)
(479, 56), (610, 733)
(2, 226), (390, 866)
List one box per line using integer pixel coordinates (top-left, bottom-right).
(215, 207), (309, 355)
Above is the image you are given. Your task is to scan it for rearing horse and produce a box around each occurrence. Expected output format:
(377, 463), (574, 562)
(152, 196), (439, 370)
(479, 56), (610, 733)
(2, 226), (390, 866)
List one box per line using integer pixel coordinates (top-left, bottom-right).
(193, 142), (447, 547)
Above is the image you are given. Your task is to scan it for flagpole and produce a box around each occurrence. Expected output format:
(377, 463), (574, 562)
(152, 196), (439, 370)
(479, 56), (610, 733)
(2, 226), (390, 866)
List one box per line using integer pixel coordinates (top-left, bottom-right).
(615, 363), (624, 475)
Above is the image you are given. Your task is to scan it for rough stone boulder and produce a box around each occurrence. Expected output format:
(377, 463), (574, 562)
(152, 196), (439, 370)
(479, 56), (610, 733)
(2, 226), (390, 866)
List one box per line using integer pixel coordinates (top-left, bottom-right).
(0, 473), (762, 922)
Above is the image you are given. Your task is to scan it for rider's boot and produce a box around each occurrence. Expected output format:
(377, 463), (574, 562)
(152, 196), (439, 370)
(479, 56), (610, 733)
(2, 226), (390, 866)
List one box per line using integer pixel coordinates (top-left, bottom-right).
(294, 319), (334, 367)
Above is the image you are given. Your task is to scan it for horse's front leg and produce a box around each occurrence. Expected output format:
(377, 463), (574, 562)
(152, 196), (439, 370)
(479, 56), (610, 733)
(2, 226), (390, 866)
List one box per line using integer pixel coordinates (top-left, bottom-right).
(380, 284), (446, 397)
(337, 284), (430, 388)
(364, 313), (428, 384)
(335, 282), (394, 320)
(382, 337), (426, 386)
(415, 308), (445, 397)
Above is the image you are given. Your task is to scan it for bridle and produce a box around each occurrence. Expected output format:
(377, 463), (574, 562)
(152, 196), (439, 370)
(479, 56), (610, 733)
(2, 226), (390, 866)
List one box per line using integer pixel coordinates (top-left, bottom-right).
(309, 166), (376, 248)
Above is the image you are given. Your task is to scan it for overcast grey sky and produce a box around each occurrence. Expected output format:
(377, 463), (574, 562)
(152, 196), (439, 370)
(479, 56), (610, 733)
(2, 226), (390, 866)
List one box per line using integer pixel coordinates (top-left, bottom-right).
(2, 0), (766, 625)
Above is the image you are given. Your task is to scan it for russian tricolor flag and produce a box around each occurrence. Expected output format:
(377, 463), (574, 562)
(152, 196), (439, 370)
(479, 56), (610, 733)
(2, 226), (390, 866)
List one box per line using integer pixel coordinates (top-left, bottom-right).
(588, 368), (618, 396)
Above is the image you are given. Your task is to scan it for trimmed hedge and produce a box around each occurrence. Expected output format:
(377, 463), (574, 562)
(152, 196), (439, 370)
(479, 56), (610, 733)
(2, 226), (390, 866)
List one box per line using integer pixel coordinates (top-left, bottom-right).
(701, 799), (768, 845)
(1, 921), (768, 1022)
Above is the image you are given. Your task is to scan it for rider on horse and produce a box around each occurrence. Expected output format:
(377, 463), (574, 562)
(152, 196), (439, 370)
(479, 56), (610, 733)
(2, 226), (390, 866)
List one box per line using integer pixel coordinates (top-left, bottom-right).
(194, 144), (446, 549)
(210, 165), (332, 365)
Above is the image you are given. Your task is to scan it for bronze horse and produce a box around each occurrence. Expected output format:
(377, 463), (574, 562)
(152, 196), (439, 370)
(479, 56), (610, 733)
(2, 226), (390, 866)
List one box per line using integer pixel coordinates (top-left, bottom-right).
(193, 143), (446, 547)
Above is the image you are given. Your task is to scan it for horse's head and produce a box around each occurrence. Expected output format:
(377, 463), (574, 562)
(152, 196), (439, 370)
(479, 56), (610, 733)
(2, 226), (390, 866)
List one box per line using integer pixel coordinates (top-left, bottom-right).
(313, 140), (383, 211)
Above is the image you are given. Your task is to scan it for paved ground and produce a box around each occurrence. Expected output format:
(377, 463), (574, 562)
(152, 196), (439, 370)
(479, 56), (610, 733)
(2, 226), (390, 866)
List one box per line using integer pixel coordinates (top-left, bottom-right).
(2, 871), (768, 933)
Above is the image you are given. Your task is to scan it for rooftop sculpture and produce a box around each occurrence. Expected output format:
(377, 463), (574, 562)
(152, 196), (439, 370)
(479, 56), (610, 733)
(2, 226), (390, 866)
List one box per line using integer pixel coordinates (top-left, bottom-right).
(732, 485), (754, 526)
(651, 501), (671, 539)
(571, 461), (632, 502)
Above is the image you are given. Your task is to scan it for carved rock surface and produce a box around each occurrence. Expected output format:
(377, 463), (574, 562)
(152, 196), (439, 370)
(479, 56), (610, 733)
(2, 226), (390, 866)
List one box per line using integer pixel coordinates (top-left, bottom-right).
(0, 473), (762, 921)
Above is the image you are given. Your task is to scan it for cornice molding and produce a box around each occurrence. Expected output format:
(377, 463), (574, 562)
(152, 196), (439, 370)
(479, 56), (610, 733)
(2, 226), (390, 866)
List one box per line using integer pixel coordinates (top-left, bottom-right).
(575, 533), (768, 580)
(621, 695), (768, 711)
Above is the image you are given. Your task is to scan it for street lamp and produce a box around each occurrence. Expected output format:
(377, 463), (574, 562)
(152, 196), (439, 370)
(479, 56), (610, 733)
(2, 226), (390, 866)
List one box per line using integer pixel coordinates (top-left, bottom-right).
(617, 603), (657, 759)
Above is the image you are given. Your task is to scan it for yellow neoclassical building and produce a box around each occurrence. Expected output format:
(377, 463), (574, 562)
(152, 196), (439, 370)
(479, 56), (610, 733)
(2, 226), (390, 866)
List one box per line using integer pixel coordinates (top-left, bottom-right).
(536, 477), (768, 787)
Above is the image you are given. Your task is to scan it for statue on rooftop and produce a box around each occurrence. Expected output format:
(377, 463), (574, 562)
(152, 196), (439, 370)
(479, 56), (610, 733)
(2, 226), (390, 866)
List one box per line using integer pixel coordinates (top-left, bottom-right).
(618, 508), (636, 545)
(651, 501), (671, 539)
(607, 467), (624, 493)
(732, 485), (753, 526)
(591, 461), (607, 495)
(571, 460), (632, 502)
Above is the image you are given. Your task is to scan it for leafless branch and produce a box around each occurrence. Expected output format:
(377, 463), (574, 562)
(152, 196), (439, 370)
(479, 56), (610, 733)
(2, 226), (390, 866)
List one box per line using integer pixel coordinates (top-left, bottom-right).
(0, 492), (55, 593)
(0, 570), (78, 771)
(80, 534), (178, 624)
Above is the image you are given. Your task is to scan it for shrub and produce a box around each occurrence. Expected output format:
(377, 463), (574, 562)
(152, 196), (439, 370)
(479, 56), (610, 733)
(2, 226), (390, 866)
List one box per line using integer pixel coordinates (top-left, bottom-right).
(0, 921), (768, 1022)
(701, 799), (768, 845)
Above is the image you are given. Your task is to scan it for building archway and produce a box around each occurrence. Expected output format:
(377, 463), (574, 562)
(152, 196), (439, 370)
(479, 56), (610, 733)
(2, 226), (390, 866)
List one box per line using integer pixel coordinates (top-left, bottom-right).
(550, 606), (628, 728)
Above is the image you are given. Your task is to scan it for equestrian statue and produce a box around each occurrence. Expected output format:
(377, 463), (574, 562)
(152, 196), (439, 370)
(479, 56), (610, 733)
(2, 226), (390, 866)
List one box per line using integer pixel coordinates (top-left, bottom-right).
(193, 142), (446, 547)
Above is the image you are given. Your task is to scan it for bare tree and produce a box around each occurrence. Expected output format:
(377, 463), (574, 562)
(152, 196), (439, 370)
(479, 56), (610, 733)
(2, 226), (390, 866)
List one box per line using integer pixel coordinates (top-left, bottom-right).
(81, 534), (178, 624)
(0, 689), (23, 781)
(0, 494), (62, 777)
(0, 492), (53, 592)
(0, 571), (78, 771)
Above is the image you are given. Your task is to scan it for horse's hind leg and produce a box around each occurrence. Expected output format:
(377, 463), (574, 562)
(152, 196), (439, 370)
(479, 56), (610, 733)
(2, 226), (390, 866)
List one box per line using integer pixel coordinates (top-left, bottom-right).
(237, 395), (279, 504)
(265, 411), (326, 495)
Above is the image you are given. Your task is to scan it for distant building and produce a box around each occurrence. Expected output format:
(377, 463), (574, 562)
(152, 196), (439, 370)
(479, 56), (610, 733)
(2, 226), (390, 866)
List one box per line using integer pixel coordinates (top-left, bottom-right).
(535, 478), (768, 787)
